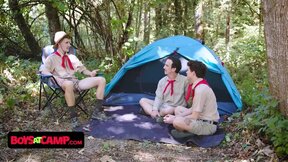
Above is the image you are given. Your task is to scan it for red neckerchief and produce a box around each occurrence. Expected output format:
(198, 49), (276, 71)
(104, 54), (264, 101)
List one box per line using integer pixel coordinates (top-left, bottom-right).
(163, 80), (176, 96)
(185, 79), (209, 102)
(54, 51), (74, 70)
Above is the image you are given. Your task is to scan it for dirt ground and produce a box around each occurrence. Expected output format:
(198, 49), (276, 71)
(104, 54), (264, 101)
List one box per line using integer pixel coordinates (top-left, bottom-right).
(0, 105), (279, 162)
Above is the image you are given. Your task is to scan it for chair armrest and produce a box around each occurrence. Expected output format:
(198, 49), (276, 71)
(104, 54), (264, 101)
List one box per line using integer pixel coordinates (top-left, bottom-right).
(40, 74), (53, 78)
(39, 73), (60, 88)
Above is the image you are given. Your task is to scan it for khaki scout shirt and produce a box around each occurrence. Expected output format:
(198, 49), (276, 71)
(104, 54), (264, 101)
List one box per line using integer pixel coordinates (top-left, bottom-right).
(191, 78), (220, 122)
(153, 74), (188, 110)
(40, 53), (86, 79)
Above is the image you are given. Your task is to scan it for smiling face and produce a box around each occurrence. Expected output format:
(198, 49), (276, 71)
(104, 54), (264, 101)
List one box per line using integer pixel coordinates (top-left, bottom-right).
(58, 38), (71, 53)
(163, 59), (175, 75)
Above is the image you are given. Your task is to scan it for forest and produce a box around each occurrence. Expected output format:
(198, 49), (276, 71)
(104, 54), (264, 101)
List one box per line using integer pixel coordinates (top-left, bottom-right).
(0, 0), (287, 161)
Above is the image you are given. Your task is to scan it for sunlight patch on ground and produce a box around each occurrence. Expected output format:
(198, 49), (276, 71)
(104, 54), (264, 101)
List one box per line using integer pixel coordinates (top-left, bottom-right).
(105, 106), (124, 112)
(133, 151), (156, 161)
(107, 126), (125, 134)
(115, 114), (137, 122)
(134, 122), (155, 129)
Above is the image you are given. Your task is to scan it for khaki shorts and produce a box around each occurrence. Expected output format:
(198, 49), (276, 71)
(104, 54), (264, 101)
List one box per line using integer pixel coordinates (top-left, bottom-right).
(54, 77), (81, 92)
(186, 119), (217, 135)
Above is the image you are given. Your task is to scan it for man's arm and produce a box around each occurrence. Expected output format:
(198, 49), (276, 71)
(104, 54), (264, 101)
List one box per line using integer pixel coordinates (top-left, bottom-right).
(82, 69), (98, 77)
(189, 111), (200, 119)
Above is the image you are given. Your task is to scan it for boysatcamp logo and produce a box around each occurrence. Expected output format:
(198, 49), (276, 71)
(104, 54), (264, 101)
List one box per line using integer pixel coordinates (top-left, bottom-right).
(8, 132), (84, 148)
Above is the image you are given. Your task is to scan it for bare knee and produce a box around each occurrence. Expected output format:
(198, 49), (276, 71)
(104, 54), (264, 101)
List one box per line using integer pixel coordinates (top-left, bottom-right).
(173, 117), (183, 129)
(62, 81), (74, 92)
(139, 98), (147, 105)
(174, 106), (182, 115)
(98, 77), (106, 86)
(159, 109), (169, 116)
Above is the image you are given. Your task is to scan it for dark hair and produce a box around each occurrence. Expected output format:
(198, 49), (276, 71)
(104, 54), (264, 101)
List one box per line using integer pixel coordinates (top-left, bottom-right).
(60, 34), (72, 42)
(167, 56), (181, 73)
(187, 60), (207, 78)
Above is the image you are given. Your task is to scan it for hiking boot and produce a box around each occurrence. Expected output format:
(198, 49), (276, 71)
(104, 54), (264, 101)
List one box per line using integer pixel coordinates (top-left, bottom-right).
(156, 116), (164, 123)
(91, 111), (107, 120)
(71, 117), (80, 130)
(91, 99), (105, 120)
(91, 105), (107, 120)
(170, 129), (194, 138)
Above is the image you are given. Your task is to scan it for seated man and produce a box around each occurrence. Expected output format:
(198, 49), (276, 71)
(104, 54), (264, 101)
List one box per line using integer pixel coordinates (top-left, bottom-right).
(139, 56), (187, 121)
(40, 31), (106, 129)
(163, 60), (220, 137)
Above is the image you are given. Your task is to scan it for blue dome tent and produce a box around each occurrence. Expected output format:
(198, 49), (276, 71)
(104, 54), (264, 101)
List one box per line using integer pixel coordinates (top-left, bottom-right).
(104, 35), (242, 115)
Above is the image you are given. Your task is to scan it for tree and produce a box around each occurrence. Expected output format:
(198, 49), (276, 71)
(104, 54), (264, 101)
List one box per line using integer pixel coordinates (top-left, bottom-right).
(262, 0), (288, 117)
(44, 2), (61, 45)
(195, 0), (204, 42)
(8, 0), (41, 58)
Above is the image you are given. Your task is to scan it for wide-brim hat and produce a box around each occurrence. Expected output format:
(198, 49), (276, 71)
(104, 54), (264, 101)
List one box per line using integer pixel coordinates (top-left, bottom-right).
(53, 31), (69, 48)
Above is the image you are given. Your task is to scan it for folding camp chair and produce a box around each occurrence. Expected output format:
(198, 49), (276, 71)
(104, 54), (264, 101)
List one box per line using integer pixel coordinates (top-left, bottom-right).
(38, 45), (89, 120)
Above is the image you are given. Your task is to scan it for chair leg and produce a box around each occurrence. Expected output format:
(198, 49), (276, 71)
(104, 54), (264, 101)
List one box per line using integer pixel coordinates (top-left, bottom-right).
(39, 82), (43, 111)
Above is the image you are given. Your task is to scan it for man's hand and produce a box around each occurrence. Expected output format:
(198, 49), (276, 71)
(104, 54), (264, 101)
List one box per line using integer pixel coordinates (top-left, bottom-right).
(89, 69), (99, 77)
(151, 110), (160, 118)
(163, 114), (176, 124)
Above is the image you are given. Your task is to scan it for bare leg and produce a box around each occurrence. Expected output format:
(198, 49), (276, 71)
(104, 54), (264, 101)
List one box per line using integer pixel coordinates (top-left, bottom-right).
(159, 107), (175, 116)
(173, 116), (192, 131)
(61, 80), (79, 129)
(78, 77), (106, 99)
(61, 80), (75, 106)
(174, 106), (189, 116)
(139, 98), (154, 116)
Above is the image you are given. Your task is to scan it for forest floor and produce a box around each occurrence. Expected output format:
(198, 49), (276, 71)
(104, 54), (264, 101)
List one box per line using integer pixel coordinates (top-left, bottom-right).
(0, 103), (279, 162)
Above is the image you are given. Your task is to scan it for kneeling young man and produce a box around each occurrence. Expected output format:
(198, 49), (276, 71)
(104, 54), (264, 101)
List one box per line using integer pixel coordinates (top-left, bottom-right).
(164, 60), (219, 136)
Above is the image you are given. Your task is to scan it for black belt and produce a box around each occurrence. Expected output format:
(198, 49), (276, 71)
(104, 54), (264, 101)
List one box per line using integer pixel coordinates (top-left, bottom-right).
(198, 119), (218, 125)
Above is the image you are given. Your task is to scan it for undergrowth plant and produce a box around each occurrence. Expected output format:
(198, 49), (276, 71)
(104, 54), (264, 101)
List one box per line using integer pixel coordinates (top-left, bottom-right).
(220, 29), (288, 157)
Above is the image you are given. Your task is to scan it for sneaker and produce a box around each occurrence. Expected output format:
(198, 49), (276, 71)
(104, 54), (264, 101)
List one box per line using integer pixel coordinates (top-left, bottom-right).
(156, 116), (164, 123)
(170, 129), (194, 138)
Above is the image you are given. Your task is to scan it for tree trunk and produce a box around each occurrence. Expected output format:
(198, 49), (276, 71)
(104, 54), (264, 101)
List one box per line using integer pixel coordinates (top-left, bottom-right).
(259, 0), (263, 36)
(143, 2), (150, 44)
(44, 2), (61, 45)
(8, 0), (41, 58)
(183, 0), (189, 35)
(174, 0), (182, 35)
(155, 6), (162, 38)
(225, 13), (230, 45)
(135, 0), (143, 39)
(195, 1), (205, 43)
(134, 0), (143, 52)
(262, 0), (288, 117)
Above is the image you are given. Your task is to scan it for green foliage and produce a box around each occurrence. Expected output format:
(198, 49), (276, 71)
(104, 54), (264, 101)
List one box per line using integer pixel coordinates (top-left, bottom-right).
(241, 90), (288, 157)
(214, 23), (288, 157)
(121, 37), (140, 59)
(83, 57), (119, 83)
(218, 26), (267, 108)
(223, 29), (288, 157)
(0, 57), (40, 119)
